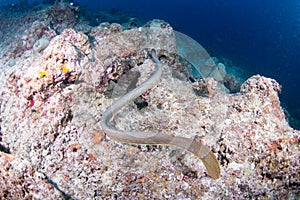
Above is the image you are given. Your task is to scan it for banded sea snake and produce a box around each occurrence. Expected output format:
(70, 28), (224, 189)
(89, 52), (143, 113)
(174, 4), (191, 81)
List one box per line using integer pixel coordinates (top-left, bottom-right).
(100, 49), (220, 179)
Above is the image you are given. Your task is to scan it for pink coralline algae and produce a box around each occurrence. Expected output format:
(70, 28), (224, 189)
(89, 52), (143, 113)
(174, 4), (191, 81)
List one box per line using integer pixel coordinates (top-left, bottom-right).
(0, 3), (299, 200)
(45, 1), (79, 33)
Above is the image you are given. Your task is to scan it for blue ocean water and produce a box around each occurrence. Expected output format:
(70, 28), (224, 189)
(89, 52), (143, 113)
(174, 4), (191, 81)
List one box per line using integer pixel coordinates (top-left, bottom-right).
(1, 0), (300, 128)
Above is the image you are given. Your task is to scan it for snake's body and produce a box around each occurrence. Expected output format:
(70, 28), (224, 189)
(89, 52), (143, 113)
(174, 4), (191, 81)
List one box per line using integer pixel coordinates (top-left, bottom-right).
(100, 50), (220, 179)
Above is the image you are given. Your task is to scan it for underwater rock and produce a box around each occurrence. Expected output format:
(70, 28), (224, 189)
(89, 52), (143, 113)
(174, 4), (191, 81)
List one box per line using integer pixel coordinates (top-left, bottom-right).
(33, 37), (50, 53)
(0, 4), (299, 200)
(0, 157), (64, 199)
(8, 59), (16, 67)
(216, 63), (227, 79)
(208, 62), (227, 82)
(86, 19), (177, 92)
(45, 1), (79, 33)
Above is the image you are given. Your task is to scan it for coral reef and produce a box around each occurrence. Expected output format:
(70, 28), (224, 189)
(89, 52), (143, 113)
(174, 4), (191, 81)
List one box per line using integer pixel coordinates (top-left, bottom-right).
(0, 3), (299, 199)
(45, 1), (79, 33)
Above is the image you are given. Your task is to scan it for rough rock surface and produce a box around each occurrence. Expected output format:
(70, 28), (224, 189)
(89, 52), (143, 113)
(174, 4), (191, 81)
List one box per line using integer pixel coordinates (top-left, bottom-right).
(0, 3), (299, 200)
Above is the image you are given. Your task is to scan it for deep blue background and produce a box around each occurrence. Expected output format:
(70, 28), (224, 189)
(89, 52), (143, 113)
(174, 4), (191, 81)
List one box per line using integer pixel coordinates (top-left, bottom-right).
(2, 0), (300, 127)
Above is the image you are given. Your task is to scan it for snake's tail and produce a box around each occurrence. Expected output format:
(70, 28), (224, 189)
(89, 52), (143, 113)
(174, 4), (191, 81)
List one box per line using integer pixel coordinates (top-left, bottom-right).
(170, 137), (220, 179)
(200, 150), (220, 179)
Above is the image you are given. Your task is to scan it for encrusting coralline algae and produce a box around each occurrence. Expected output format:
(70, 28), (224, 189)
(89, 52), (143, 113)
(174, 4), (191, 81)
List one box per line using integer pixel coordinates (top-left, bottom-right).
(0, 2), (299, 199)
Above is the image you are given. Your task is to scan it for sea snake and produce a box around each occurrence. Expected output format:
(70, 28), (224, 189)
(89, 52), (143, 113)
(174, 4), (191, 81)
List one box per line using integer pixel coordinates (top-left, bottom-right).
(100, 49), (220, 179)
